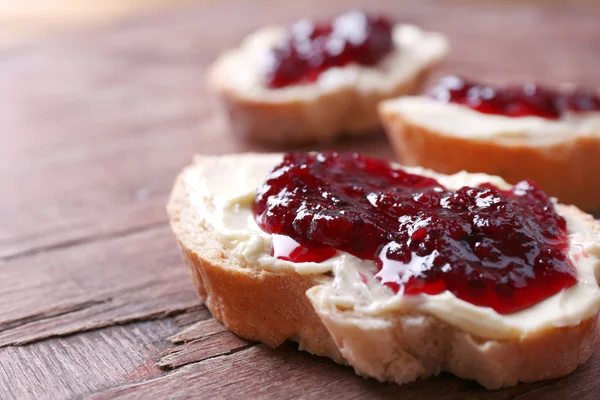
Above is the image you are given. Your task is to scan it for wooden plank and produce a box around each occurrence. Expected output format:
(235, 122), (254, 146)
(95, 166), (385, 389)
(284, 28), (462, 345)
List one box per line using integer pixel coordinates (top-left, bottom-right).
(167, 318), (229, 344)
(0, 226), (198, 347)
(0, 306), (218, 400)
(158, 319), (252, 369)
(0, 319), (174, 399)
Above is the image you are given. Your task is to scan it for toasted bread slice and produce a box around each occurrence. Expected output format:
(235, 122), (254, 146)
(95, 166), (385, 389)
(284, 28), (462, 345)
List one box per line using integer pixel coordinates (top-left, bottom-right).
(167, 153), (600, 389)
(208, 24), (448, 144)
(379, 96), (600, 211)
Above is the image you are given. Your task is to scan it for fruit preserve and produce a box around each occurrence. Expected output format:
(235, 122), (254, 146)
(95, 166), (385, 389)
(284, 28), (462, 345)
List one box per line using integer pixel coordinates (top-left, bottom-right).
(429, 75), (600, 119)
(253, 152), (577, 314)
(265, 11), (394, 88)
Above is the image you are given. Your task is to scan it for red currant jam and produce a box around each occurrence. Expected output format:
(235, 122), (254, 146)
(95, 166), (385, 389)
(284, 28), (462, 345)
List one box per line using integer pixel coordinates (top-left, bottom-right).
(429, 75), (600, 119)
(253, 152), (577, 314)
(265, 11), (394, 88)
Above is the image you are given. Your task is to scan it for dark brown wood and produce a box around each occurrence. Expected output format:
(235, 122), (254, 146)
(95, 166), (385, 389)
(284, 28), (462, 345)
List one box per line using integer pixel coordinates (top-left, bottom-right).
(158, 319), (253, 369)
(0, 226), (198, 347)
(1, 0), (600, 398)
(0, 319), (174, 399)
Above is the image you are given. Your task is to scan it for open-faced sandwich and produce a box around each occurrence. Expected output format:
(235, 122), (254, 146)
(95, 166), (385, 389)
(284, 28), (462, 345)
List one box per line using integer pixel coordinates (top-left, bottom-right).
(167, 151), (600, 389)
(208, 11), (448, 144)
(380, 75), (600, 210)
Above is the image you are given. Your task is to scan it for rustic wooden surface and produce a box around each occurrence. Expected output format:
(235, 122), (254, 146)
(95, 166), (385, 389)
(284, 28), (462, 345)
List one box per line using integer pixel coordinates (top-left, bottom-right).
(1, 0), (600, 398)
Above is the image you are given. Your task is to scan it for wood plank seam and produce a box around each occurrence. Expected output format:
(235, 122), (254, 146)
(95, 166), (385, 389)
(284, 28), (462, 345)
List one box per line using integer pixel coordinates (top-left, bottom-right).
(0, 305), (197, 348)
(0, 220), (168, 263)
(0, 298), (111, 333)
(87, 344), (263, 399)
(158, 317), (255, 369)
(167, 318), (229, 344)
(158, 340), (257, 370)
(167, 326), (227, 345)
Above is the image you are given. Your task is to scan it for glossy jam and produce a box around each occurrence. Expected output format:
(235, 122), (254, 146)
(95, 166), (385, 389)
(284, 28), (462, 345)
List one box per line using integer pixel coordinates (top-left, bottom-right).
(429, 75), (600, 119)
(271, 234), (337, 263)
(253, 152), (577, 314)
(265, 11), (394, 88)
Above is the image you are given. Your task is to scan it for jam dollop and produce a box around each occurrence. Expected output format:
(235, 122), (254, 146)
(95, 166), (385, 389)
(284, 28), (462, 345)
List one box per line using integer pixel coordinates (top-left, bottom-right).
(253, 152), (577, 314)
(429, 75), (600, 119)
(265, 11), (394, 88)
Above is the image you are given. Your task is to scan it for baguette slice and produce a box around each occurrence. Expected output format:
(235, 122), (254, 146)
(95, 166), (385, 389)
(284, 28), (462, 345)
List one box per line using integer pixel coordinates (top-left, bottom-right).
(167, 153), (600, 389)
(208, 24), (448, 144)
(379, 96), (600, 211)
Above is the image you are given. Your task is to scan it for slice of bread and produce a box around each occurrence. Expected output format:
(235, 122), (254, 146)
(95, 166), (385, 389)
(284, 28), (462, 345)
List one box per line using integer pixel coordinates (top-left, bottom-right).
(208, 24), (448, 144)
(167, 153), (600, 389)
(379, 96), (600, 211)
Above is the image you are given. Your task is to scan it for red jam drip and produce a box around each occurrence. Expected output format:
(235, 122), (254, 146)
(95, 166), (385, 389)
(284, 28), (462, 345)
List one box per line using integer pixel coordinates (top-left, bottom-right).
(265, 11), (394, 88)
(253, 152), (577, 314)
(429, 75), (600, 119)
(271, 234), (337, 263)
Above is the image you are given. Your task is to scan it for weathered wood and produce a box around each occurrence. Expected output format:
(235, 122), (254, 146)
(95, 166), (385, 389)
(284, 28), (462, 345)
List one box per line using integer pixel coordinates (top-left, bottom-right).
(1, 0), (600, 399)
(167, 317), (229, 344)
(0, 319), (174, 399)
(0, 306), (222, 400)
(158, 319), (253, 369)
(0, 226), (198, 347)
(171, 305), (212, 328)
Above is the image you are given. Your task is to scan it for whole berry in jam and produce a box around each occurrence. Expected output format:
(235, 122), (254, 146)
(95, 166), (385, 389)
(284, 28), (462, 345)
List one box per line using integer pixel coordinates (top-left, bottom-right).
(429, 75), (600, 119)
(253, 152), (577, 314)
(265, 11), (394, 88)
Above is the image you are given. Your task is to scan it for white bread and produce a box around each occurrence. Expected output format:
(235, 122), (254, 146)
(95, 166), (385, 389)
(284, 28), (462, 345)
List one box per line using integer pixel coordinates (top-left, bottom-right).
(379, 96), (600, 211)
(208, 24), (448, 144)
(167, 153), (600, 389)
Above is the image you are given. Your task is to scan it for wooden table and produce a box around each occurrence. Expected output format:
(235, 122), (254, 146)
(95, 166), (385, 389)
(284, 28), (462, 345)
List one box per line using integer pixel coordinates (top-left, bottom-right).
(1, 0), (599, 398)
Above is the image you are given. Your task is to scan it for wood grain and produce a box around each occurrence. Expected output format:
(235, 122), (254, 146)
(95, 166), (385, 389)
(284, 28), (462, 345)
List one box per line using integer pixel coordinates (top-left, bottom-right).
(0, 306), (221, 399)
(0, 226), (197, 347)
(0, 319), (174, 399)
(158, 319), (253, 369)
(1, 0), (600, 399)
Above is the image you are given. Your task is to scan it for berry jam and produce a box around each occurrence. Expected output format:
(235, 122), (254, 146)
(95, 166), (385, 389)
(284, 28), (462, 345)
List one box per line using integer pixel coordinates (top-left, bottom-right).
(265, 11), (394, 88)
(253, 152), (577, 314)
(429, 75), (600, 119)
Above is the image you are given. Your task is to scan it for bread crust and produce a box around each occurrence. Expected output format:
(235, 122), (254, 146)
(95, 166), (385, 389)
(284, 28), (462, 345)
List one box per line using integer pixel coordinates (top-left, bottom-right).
(168, 167), (344, 363)
(210, 66), (435, 145)
(167, 158), (600, 389)
(379, 107), (600, 211)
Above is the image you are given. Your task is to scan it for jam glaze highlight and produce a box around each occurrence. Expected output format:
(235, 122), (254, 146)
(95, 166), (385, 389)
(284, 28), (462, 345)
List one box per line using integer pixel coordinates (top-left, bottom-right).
(265, 11), (394, 88)
(253, 152), (577, 314)
(429, 75), (600, 120)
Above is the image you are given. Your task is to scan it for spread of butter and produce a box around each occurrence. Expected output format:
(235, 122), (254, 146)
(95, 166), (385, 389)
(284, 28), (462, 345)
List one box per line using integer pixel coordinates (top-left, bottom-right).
(211, 24), (449, 101)
(185, 153), (600, 340)
(381, 96), (600, 142)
